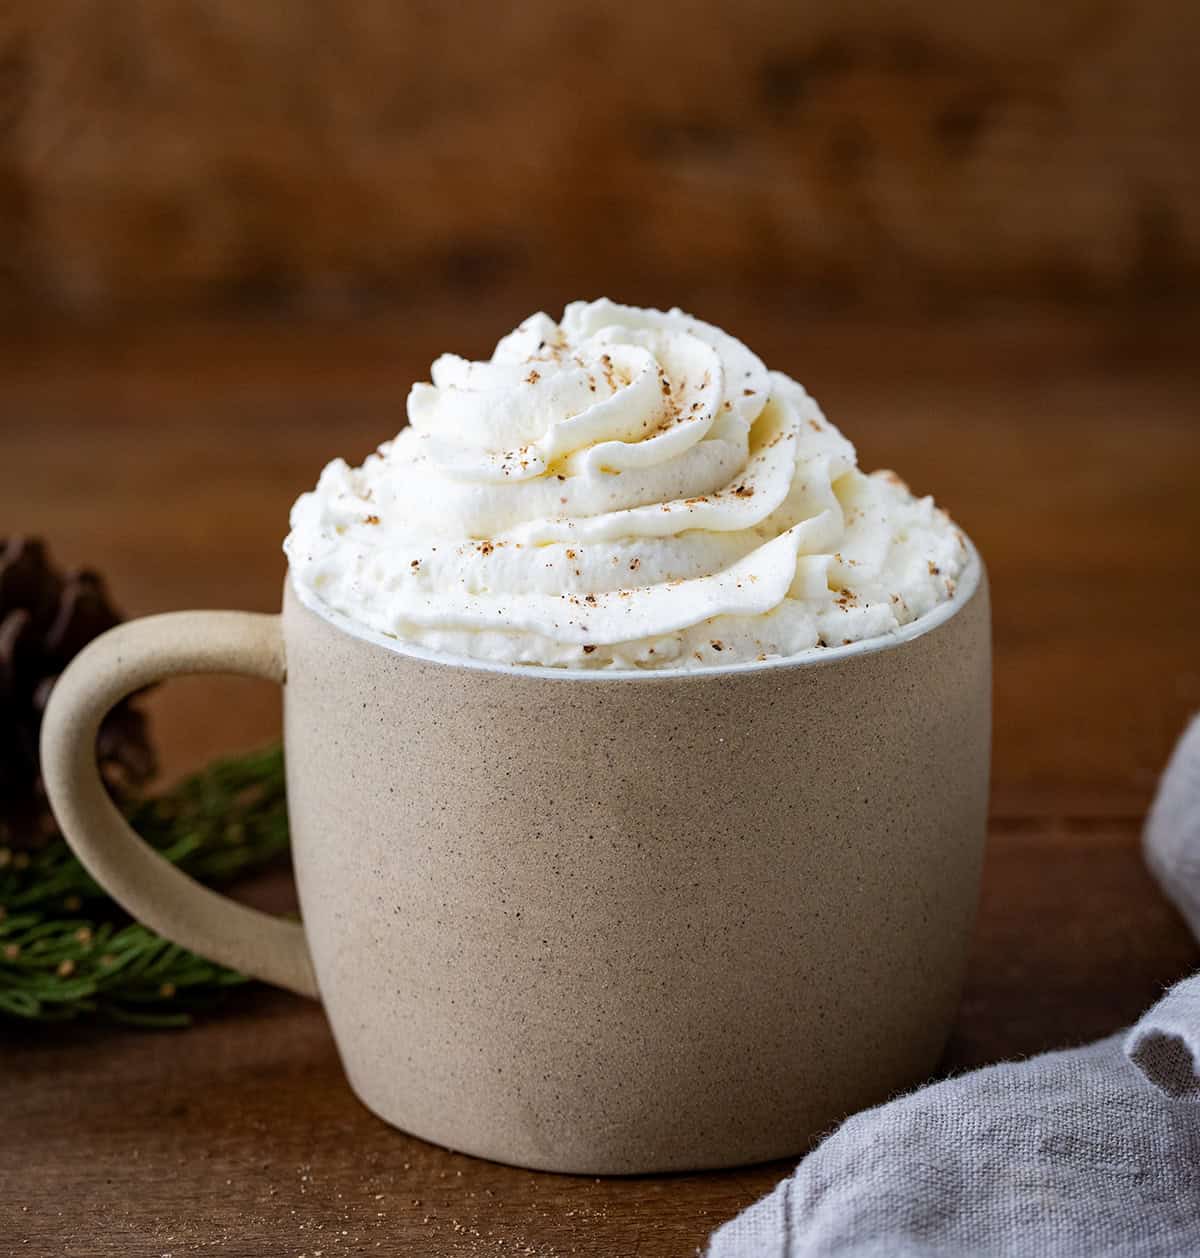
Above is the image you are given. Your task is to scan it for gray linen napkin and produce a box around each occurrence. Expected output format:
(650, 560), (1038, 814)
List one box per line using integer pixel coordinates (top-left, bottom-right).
(708, 717), (1200, 1258)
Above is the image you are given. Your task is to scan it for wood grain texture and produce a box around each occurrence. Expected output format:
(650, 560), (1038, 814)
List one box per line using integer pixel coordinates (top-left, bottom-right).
(3, 304), (1197, 811)
(5, 824), (1196, 1256)
(2, 308), (1199, 1254)
(2, 1), (1199, 317)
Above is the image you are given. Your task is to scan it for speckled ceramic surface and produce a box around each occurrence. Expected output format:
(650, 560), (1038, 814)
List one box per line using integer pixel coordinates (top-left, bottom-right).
(41, 551), (990, 1175)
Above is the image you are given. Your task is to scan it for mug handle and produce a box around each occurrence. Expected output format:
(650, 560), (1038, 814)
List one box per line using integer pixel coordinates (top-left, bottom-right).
(39, 610), (319, 999)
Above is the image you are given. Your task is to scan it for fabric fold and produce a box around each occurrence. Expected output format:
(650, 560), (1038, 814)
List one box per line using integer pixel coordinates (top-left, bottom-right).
(1125, 973), (1200, 1101)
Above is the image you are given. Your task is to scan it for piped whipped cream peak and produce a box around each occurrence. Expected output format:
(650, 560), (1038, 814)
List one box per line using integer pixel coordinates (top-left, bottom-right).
(285, 299), (968, 669)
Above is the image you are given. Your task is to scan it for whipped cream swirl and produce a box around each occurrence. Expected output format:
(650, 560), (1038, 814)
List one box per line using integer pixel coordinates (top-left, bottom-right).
(285, 300), (968, 669)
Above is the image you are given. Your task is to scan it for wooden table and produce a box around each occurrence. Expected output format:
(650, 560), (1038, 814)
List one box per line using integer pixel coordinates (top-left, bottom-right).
(4, 304), (1199, 1255)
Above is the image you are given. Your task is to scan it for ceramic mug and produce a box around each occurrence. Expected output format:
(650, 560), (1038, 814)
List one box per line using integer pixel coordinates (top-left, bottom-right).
(41, 545), (990, 1175)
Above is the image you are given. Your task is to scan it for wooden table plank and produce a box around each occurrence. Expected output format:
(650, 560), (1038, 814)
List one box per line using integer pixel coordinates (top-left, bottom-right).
(5, 822), (1196, 1257)
(3, 307), (1198, 812)
(3, 309), (1199, 1255)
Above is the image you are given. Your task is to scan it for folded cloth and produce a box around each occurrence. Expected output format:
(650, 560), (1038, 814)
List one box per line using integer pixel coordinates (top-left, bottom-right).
(708, 717), (1200, 1258)
(1145, 716), (1200, 944)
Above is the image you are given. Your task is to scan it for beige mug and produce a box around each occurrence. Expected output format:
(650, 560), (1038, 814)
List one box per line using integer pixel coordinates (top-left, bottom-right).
(41, 545), (990, 1175)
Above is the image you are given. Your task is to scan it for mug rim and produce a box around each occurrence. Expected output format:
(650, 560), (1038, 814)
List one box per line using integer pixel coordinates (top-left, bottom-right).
(287, 535), (983, 683)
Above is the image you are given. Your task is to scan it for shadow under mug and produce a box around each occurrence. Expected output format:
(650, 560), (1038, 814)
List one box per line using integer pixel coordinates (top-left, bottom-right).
(41, 546), (990, 1175)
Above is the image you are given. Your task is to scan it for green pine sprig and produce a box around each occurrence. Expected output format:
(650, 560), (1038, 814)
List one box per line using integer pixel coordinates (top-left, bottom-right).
(0, 744), (290, 1026)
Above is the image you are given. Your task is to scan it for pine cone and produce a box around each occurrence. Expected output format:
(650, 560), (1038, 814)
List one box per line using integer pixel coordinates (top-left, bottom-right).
(0, 538), (156, 850)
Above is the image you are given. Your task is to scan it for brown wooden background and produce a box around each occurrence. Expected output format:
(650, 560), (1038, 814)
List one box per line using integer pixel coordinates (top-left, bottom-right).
(5, 8), (1200, 1255)
(3, 0), (1200, 320)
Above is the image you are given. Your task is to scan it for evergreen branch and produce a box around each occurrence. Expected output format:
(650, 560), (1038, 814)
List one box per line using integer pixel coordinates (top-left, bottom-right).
(0, 744), (290, 1025)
